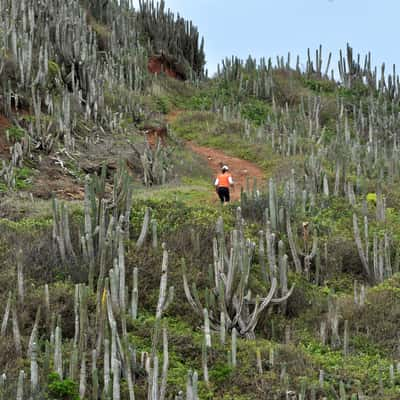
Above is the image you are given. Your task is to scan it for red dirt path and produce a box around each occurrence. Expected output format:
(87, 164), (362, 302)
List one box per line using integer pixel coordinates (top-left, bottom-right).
(186, 142), (265, 201)
(166, 110), (265, 201)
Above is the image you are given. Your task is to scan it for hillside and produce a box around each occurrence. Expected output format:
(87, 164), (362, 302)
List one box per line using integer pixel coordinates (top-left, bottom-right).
(1, 1), (400, 399)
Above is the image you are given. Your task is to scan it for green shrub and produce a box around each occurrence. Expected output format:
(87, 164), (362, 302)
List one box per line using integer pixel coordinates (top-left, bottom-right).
(366, 192), (377, 204)
(186, 94), (213, 110)
(155, 96), (172, 114)
(240, 99), (270, 126)
(210, 363), (233, 383)
(15, 167), (34, 190)
(5, 126), (25, 143)
(47, 373), (80, 400)
(302, 77), (336, 93)
(48, 60), (61, 78)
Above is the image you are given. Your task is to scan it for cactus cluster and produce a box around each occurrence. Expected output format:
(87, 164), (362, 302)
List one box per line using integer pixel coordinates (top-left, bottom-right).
(0, 0), (204, 190)
(182, 208), (294, 340)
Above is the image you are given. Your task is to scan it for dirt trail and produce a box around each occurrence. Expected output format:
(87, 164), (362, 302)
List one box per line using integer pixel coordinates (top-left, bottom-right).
(186, 142), (264, 201)
(166, 109), (265, 201)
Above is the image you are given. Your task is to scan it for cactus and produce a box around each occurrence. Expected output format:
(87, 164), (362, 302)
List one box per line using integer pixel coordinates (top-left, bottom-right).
(133, 139), (174, 187)
(186, 370), (198, 400)
(160, 328), (169, 400)
(27, 307), (41, 357)
(203, 309), (212, 348)
(131, 267), (139, 320)
(147, 327), (169, 400)
(30, 341), (39, 393)
(91, 350), (99, 400)
(11, 298), (22, 357)
(112, 358), (120, 400)
(256, 348), (263, 374)
(16, 370), (24, 400)
(202, 339), (209, 387)
(153, 244), (174, 351)
(1, 292), (11, 337)
(104, 338), (111, 397)
(231, 328), (237, 368)
(182, 210), (294, 339)
(16, 250), (24, 305)
(353, 213), (394, 283)
(343, 320), (349, 357)
(79, 351), (87, 399)
(54, 324), (63, 378)
(136, 206), (150, 248)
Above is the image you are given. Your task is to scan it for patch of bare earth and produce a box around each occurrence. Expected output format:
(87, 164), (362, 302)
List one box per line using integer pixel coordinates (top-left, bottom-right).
(0, 114), (11, 158)
(31, 158), (84, 200)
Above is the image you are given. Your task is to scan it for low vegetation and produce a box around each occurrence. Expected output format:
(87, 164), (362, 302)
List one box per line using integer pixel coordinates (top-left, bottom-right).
(1, 0), (400, 399)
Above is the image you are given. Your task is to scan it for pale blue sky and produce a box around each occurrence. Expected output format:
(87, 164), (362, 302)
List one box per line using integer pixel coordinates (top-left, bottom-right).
(133, 0), (398, 77)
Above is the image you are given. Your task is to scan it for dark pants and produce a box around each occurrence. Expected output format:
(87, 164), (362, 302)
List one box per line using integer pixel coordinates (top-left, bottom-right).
(217, 187), (230, 203)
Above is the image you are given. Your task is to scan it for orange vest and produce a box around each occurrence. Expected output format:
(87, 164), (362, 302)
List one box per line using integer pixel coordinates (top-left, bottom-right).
(217, 173), (230, 188)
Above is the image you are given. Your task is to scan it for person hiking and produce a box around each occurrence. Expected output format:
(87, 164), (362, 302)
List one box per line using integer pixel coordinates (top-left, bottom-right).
(214, 165), (234, 204)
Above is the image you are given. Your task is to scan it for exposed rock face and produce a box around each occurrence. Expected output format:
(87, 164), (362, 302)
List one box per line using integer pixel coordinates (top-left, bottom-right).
(148, 54), (186, 81)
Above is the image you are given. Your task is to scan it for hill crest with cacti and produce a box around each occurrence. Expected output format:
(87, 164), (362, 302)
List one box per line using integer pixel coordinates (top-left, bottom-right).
(2, 1), (400, 399)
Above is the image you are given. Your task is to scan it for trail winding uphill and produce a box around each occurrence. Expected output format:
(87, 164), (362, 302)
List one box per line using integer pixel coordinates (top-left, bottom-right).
(186, 141), (265, 201)
(166, 109), (265, 201)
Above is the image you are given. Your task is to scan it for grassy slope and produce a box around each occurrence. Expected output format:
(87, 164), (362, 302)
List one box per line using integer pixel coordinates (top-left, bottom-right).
(3, 74), (400, 398)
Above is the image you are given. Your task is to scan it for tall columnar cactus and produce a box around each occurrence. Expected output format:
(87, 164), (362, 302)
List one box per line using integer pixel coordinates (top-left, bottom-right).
(16, 370), (24, 400)
(30, 341), (39, 394)
(152, 244), (174, 351)
(12, 298), (22, 357)
(1, 292), (11, 337)
(54, 324), (63, 378)
(286, 215), (318, 280)
(183, 210), (294, 339)
(186, 371), (199, 400)
(353, 213), (393, 283)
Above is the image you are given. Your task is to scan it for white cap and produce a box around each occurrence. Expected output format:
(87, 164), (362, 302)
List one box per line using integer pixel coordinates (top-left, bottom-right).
(222, 165), (229, 171)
